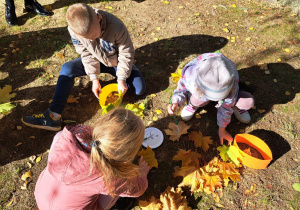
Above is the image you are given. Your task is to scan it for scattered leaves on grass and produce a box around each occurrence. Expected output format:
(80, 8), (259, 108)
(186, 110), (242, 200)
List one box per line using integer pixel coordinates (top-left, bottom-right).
(0, 85), (16, 103)
(137, 146), (158, 168)
(67, 95), (78, 103)
(292, 183), (300, 192)
(0, 102), (16, 114)
(165, 121), (191, 141)
(125, 103), (145, 118)
(21, 171), (32, 181)
(6, 197), (14, 206)
(189, 131), (213, 152)
(217, 145), (243, 166)
(171, 68), (182, 83)
(36, 156), (42, 163)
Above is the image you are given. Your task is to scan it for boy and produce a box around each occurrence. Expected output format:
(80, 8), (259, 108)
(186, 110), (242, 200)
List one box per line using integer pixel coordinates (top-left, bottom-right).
(22, 3), (146, 131)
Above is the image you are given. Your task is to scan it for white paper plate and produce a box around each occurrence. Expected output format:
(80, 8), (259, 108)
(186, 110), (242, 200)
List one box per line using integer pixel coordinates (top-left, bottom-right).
(142, 127), (164, 149)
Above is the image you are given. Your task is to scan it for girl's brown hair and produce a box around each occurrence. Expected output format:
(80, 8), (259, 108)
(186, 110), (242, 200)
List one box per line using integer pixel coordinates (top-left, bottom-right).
(90, 108), (145, 195)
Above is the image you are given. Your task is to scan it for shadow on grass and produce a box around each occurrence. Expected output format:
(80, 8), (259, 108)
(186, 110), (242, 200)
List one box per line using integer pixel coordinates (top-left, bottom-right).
(249, 129), (291, 166)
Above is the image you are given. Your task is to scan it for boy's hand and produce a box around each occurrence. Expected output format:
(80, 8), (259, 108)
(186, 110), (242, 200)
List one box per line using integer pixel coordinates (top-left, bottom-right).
(139, 156), (150, 174)
(218, 127), (233, 145)
(117, 80), (128, 96)
(167, 103), (178, 115)
(92, 79), (102, 99)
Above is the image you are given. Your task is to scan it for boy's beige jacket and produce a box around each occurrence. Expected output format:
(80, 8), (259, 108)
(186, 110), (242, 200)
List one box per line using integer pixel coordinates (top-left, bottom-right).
(68, 9), (135, 81)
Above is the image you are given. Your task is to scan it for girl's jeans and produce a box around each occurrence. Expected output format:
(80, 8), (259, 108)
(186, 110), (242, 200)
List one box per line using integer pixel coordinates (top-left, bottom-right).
(50, 58), (146, 114)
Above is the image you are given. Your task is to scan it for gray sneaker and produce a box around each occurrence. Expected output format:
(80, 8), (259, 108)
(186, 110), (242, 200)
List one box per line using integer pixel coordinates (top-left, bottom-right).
(22, 108), (61, 131)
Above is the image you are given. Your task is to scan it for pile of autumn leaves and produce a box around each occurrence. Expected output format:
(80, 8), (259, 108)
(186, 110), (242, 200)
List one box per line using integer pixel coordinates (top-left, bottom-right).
(137, 121), (242, 209)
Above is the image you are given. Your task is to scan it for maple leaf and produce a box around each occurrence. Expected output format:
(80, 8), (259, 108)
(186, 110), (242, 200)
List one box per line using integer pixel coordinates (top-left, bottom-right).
(217, 145), (243, 166)
(173, 149), (201, 167)
(165, 121), (191, 141)
(177, 168), (203, 193)
(189, 131), (213, 152)
(171, 68), (182, 83)
(160, 187), (192, 210)
(0, 102), (16, 114)
(137, 146), (158, 168)
(139, 196), (162, 210)
(217, 160), (241, 185)
(0, 85), (16, 103)
(201, 174), (223, 193)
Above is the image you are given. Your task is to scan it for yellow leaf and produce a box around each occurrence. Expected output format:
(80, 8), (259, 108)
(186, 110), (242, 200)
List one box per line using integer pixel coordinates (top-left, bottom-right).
(150, 94), (156, 98)
(156, 27), (161, 31)
(165, 121), (191, 141)
(178, 18), (182, 21)
(15, 142), (22, 147)
(212, 5), (217, 9)
(57, 53), (64, 59)
(137, 146), (158, 168)
(245, 82), (250, 85)
(195, 113), (201, 118)
(179, 6), (184, 9)
(189, 131), (213, 152)
(67, 95), (78, 103)
(285, 91), (290, 95)
(153, 116), (158, 121)
(155, 109), (162, 114)
(0, 85), (16, 103)
(177, 168), (203, 193)
(139, 196), (162, 209)
(249, 27), (254, 30)
(246, 37), (251, 41)
(160, 187), (192, 210)
(36, 156), (42, 163)
(154, 37), (159, 41)
(21, 171), (32, 181)
(223, 28), (229, 33)
(6, 198), (14, 206)
(163, 1), (170, 4)
(284, 48), (290, 52)
(231, 4), (237, 8)
(201, 174), (223, 193)
(173, 149), (201, 167)
(258, 109), (266, 113)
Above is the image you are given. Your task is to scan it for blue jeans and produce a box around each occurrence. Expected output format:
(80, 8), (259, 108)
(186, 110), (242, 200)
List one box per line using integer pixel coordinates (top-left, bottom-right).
(50, 58), (146, 114)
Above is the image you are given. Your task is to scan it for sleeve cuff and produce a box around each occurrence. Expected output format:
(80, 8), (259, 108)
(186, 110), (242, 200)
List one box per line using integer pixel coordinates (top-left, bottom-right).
(89, 74), (98, 81)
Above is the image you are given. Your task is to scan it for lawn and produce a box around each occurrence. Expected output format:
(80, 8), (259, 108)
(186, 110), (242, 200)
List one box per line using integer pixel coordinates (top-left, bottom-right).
(0, 0), (299, 209)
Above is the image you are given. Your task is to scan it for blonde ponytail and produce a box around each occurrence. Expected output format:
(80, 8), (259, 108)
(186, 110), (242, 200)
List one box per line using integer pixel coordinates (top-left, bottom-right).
(90, 108), (145, 195)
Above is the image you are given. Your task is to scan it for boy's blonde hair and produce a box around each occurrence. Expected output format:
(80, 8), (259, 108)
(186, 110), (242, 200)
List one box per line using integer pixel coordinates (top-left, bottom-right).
(90, 108), (145, 195)
(66, 3), (97, 36)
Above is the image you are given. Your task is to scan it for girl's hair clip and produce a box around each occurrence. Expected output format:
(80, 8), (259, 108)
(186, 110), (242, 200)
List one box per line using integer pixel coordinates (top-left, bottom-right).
(90, 140), (99, 148)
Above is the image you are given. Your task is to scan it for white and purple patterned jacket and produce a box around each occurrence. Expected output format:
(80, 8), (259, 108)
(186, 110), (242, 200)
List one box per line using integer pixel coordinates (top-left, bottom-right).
(171, 53), (239, 128)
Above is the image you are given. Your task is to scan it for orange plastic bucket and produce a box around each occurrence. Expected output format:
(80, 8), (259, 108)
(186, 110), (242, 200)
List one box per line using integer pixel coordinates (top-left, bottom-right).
(233, 134), (273, 169)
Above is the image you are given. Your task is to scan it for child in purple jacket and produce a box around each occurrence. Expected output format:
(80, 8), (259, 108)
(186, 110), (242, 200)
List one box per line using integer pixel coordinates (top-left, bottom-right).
(167, 53), (254, 145)
(35, 108), (150, 209)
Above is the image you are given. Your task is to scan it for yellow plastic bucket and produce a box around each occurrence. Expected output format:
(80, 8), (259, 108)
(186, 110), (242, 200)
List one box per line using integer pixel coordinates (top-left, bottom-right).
(99, 84), (122, 114)
(233, 134), (273, 169)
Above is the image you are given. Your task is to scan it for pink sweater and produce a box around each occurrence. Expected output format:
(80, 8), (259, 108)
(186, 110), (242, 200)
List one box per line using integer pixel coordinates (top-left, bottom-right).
(35, 126), (148, 210)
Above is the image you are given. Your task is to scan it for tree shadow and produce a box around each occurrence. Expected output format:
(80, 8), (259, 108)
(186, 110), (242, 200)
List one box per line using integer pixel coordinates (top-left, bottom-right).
(134, 34), (228, 96)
